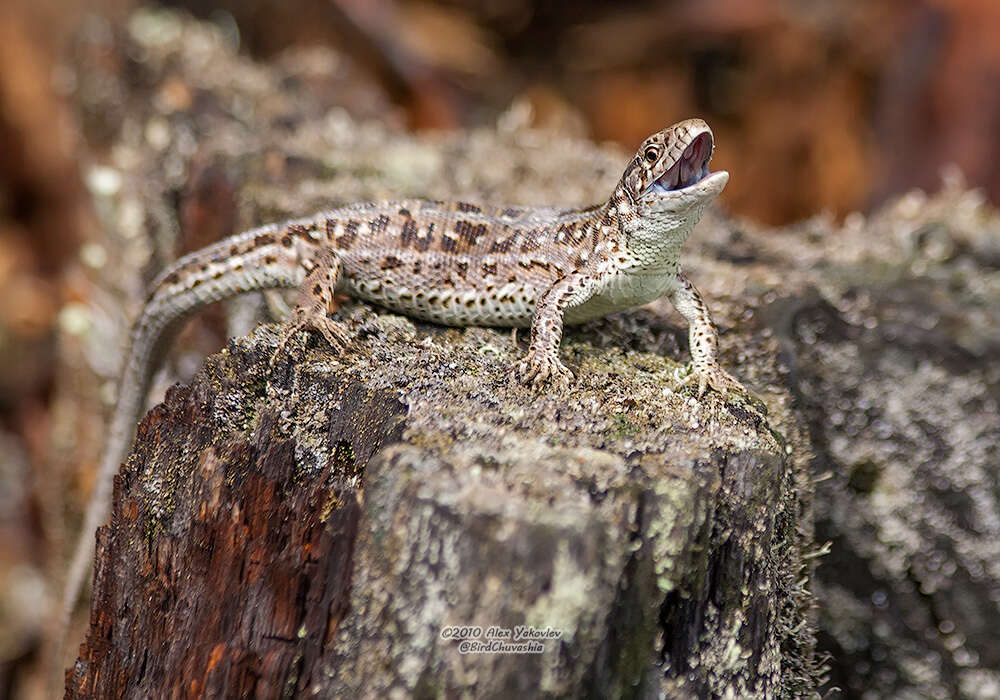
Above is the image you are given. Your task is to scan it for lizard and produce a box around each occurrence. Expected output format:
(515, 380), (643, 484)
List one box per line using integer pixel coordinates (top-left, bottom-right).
(59, 118), (743, 659)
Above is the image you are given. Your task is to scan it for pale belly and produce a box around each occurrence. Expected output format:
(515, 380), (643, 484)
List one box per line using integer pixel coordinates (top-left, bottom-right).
(344, 277), (544, 328)
(343, 268), (677, 328)
(564, 269), (677, 325)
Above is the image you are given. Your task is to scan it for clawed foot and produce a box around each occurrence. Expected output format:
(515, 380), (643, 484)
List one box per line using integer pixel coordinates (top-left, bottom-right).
(679, 361), (746, 398)
(270, 312), (351, 368)
(513, 351), (573, 390)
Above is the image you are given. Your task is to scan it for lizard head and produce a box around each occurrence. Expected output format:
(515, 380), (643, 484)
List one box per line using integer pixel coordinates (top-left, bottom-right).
(620, 119), (729, 214)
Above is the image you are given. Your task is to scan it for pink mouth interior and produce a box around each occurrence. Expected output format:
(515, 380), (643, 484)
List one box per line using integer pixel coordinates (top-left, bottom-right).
(649, 133), (712, 193)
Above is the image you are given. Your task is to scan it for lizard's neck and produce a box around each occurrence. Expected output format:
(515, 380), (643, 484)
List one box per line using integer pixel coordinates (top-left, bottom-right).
(609, 182), (710, 271)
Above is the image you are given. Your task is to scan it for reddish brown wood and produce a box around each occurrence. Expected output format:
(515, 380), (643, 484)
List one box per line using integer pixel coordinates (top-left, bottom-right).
(66, 340), (405, 698)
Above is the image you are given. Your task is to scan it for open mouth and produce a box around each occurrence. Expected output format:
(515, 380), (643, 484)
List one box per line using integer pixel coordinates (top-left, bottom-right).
(647, 132), (713, 194)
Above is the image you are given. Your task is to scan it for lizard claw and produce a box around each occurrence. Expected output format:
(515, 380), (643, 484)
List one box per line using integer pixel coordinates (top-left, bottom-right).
(309, 316), (352, 353)
(513, 351), (573, 390)
(679, 361), (745, 398)
(271, 312), (351, 368)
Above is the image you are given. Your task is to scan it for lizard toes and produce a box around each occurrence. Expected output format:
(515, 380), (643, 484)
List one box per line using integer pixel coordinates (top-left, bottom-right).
(314, 317), (352, 353)
(513, 357), (538, 385)
(271, 314), (352, 368)
(270, 323), (303, 369)
(548, 360), (573, 389)
(514, 353), (572, 390)
(693, 363), (745, 398)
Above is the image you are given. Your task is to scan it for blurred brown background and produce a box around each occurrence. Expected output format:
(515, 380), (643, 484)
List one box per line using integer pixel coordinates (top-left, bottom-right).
(1, 0), (999, 696)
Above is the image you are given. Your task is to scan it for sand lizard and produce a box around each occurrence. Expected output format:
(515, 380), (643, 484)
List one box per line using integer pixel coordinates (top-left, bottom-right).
(60, 118), (743, 650)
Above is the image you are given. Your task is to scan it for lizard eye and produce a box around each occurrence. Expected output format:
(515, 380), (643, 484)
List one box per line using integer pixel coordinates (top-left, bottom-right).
(643, 146), (659, 163)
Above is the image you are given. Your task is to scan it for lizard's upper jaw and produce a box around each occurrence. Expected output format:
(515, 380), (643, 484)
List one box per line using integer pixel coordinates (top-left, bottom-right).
(646, 132), (719, 196)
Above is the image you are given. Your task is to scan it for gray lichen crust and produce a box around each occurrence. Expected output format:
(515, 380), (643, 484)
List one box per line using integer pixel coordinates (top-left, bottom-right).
(69, 309), (817, 698)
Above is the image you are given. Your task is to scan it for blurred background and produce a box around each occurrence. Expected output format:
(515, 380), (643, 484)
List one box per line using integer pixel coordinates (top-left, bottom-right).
(1, 0), (999, 697)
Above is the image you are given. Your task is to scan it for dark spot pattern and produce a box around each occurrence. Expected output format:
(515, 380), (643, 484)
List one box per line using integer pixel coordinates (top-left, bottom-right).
(489, 239), (510, 254)
(286, 224), (314, 241)
(380, 256), (403, 270)
(519, 231), (542, 253)
(371, 214), (390, 234)
(555, 223), (583, 246)
(454, 220), (487, 250)
(400, 218), (418, 248)
(456, 202), (481, 213)
(518, 259), (552, 272)
(417, 223), (434, 252)
(336, 219), (359, 250)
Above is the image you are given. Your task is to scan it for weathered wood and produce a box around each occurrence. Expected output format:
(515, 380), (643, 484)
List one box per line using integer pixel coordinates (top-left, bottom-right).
(67, 311), (815, 697)
(67, 336), (406, 697)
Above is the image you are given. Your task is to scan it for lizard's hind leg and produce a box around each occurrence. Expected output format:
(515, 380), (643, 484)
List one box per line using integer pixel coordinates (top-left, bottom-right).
(272, 249), (351, 365)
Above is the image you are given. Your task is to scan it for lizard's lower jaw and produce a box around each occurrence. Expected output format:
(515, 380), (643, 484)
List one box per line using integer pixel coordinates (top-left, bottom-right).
(688, 169), (729, 198)
(642, 170), (729, 210)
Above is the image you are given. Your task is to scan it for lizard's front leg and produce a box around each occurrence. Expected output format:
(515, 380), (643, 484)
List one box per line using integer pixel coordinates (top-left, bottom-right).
(668, 271), (745, 397)
(273, 248), (351, 362)
(514, 271), (594, 389)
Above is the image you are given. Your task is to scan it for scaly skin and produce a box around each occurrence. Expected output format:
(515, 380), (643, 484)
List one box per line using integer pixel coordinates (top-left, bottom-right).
(59, 118), (743, 660)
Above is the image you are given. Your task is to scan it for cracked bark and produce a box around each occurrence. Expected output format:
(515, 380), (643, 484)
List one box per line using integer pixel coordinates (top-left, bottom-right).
(65, 319), (817, 698)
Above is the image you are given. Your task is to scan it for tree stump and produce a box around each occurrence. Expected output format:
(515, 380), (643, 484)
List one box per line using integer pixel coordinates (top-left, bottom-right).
(67, 314), (817, 698)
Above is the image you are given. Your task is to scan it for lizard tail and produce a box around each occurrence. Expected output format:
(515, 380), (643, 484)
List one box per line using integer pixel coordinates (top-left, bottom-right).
(55, 222), (307, 681)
